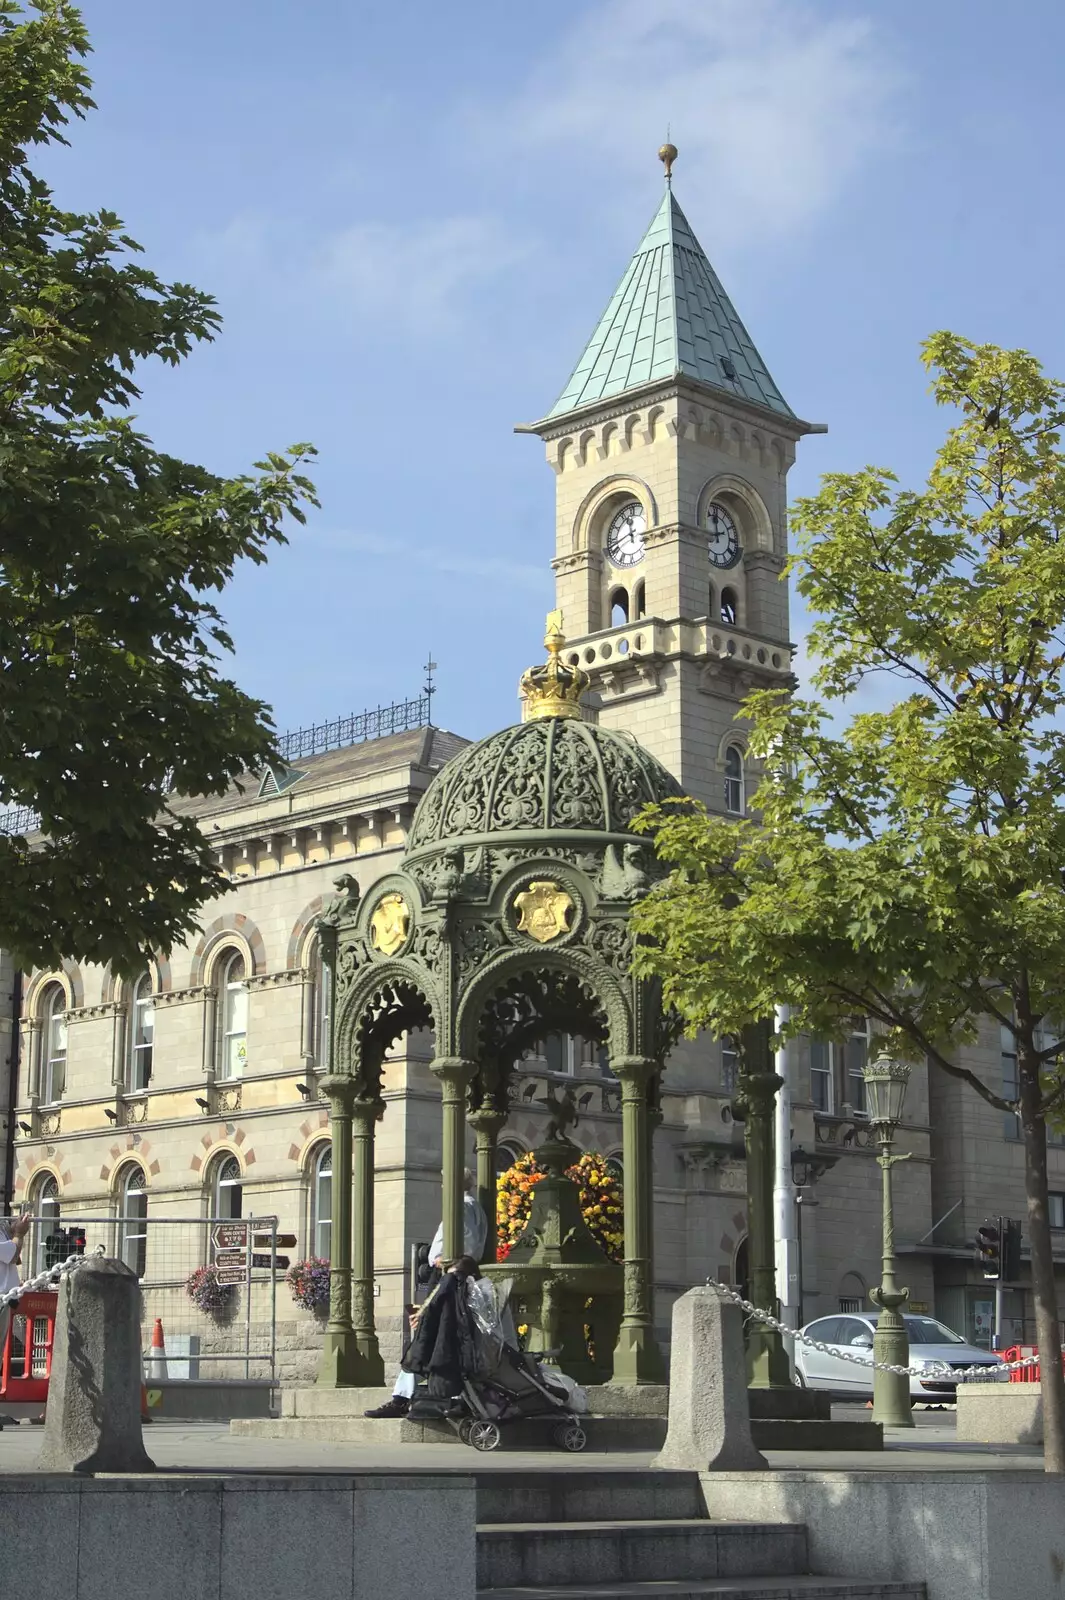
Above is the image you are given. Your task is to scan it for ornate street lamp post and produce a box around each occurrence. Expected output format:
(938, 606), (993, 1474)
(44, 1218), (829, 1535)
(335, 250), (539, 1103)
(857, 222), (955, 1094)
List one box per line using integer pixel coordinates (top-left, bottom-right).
(863, 1053), (915, 1429)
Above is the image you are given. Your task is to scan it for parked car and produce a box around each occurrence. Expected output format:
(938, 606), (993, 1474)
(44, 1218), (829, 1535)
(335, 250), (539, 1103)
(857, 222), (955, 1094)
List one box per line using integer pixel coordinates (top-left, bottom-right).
(794, 1312), (1004, 1400)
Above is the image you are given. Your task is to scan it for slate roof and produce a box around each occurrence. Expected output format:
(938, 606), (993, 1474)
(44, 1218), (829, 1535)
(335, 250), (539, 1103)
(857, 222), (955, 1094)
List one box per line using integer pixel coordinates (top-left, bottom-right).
(546, 188), (793, 421)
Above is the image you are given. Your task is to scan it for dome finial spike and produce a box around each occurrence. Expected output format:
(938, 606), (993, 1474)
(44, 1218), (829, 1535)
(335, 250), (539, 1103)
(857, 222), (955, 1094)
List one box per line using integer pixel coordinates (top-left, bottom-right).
(658, 139), (678, 186)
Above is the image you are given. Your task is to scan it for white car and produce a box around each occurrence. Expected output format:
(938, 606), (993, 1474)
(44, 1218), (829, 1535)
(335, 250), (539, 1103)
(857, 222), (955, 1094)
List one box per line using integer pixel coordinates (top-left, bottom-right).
(795, 1311), (1004, 1400)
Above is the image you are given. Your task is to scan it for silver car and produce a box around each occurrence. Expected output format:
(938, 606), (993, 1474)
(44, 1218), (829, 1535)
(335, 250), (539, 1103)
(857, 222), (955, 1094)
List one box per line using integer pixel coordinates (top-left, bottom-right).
(795, 1311), (1004, 1400)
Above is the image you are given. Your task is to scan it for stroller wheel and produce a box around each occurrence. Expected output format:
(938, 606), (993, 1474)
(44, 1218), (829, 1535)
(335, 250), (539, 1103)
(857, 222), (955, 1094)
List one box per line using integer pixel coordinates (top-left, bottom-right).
(457, 1417), (473, 1445)
(468, 1420), (501, 1452)
(557, 1422), (587, 1453)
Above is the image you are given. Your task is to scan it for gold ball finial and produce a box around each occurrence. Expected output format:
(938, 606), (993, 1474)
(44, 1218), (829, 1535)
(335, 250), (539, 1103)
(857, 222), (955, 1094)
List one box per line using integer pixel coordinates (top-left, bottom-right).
(658, 142), (678, 182)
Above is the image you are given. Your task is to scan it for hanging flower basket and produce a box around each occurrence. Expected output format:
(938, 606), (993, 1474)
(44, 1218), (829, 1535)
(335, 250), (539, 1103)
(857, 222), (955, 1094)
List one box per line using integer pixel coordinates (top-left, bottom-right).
(496, 1150), (624, 1263)
(286, 1256), (331, 1314)
(185, 1265), (238, 1317)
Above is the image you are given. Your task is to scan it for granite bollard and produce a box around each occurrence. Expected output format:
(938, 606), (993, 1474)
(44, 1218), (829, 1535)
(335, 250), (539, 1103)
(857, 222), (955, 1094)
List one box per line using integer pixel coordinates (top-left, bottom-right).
(38, 1256), (155, 1474)
(652, 1286), (766, 1471)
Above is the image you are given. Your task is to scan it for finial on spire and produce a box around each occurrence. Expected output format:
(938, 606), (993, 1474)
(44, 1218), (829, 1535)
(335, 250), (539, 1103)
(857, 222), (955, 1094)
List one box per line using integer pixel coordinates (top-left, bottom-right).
(658, 141), (678, 185)
(519, 611), (590, 721)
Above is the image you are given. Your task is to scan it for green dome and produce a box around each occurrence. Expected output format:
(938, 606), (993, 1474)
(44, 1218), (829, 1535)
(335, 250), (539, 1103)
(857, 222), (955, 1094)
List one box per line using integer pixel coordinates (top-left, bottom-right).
(406, 717), (683, 856)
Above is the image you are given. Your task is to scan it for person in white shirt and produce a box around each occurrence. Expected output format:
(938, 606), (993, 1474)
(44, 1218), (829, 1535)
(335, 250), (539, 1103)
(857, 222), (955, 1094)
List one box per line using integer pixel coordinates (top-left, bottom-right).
(0, 1211), (31, 1356)
(364, 1168), (487, 1418)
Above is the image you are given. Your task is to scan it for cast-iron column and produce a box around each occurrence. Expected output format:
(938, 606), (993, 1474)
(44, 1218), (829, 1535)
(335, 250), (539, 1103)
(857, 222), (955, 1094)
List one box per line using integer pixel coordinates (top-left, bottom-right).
(350, 1094), (385, 1383)
(469, 1102), (507, 1264)
(316, 1074), (358, 1386)
(736, 1021), (792, 1389)
(611, 1055), (664, 1384)
(432, 1057), (475, 1260)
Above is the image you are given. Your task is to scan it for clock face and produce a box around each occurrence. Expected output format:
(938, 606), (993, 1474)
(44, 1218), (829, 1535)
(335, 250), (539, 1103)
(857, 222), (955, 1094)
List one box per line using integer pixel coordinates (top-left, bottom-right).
(707, 502), (741, 568)
(606, 500), (647, 568)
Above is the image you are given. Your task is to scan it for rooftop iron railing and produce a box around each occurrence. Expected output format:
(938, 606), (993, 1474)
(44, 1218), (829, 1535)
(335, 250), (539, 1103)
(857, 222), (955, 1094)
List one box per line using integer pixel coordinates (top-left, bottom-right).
(0, 693), (433, 835)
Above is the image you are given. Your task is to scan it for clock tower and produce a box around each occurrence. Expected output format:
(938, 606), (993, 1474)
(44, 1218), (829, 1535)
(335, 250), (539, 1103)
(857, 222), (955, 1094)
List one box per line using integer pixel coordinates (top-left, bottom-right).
(519, 146), (823, 809)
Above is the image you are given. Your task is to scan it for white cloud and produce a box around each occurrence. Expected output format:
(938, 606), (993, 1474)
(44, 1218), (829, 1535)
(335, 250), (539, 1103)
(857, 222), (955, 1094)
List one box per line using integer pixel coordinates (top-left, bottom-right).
(314, 215), (527, 335)
(498, 0), (900, 248)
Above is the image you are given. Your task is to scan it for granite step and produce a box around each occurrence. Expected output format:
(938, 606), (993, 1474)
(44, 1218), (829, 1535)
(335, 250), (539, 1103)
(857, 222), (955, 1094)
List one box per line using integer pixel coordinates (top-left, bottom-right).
(476, 1519), (808, 1590)
(477, 1470), (704, 1524)
(478, 1581), (925, 1599)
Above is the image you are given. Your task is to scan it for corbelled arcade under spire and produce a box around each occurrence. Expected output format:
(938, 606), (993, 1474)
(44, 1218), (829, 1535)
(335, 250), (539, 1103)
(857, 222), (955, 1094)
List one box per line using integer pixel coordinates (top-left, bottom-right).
(545, 185), (794, 423)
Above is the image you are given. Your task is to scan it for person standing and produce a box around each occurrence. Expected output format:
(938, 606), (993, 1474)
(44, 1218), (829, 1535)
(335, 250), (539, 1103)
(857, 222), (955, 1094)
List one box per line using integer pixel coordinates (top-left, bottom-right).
(0, 1211), (31, 1356)
(365, 1168), (487, 1418)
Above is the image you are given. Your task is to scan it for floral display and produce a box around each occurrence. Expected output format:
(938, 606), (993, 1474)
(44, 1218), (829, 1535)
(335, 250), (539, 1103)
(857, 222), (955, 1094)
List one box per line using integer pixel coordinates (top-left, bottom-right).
(286, 1256), (331, 1313)
(185, 1265), (237, 1316)
(496, 1149), (623, 1262)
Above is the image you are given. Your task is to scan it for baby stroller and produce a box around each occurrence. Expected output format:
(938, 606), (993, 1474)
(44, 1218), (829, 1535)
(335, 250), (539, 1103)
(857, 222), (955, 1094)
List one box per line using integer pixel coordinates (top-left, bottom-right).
(454, 1338), (588, 1454)
(408, 1272), (588, 1452)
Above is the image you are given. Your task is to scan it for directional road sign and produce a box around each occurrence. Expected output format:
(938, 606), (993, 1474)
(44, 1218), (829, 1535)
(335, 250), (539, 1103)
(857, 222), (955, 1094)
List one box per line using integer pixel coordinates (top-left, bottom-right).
(212, 1222), (249, 1251)
(215, 1267), (247, 1286)
(254, 1233), (297, 1250)
(215, 1249), (249, 1270)
(251, 1253), (290, 1271)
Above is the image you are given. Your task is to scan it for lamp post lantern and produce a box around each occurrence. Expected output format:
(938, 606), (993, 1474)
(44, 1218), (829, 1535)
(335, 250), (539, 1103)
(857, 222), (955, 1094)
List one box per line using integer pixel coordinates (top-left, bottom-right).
(863, 1052), (915, 1429)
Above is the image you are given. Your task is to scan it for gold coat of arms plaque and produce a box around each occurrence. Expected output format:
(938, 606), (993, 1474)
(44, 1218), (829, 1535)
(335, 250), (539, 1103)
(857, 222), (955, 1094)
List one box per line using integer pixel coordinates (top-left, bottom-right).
(369, 892), (410, 956)
(512, 880), (575, 943)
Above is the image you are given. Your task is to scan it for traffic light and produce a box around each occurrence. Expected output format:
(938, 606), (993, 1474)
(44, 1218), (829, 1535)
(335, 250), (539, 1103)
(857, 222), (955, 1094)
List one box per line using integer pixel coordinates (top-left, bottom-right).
(976, 1219), (1002, 1279)
(1003, 1218), (1023, 1280)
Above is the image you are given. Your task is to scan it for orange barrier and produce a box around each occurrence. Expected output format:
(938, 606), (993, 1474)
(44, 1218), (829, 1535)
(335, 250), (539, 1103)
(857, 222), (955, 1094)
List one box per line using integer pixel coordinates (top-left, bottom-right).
(1001, 1344), (1065, 1384)
(0, 1291), (58, 1402)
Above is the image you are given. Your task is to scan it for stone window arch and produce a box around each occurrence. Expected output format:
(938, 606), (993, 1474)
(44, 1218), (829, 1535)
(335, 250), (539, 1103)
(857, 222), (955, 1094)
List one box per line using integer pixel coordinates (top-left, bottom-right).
(838, 1271), (867, 1314)
(127, 972), (155, 1092)
(309, 1140), (331, 1259)
(724, 745), (745, 815)
(116, 1162), (148, 1278)
(29, 1170), (60, 1275)
(697, 475), (774, 554)
(213, 948), (248, 1080)
(39, 982), (67, 1104)
(609, 586), (629, 627)
(720, 585), (738, 627)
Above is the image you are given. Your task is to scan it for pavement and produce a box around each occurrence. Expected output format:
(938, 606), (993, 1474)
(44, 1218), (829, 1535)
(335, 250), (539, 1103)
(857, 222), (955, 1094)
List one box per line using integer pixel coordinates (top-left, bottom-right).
(0, 1407), (1048, 1475)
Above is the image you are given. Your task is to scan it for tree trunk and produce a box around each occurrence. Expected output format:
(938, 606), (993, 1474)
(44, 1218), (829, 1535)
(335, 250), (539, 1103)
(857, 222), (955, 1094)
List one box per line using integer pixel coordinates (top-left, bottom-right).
(1018, 1051), (1065, 1474)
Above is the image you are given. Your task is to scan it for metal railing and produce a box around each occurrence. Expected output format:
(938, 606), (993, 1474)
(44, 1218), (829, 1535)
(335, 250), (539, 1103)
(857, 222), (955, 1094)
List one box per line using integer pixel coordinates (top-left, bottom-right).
(0, 804), (40, 836)
(21, 1214), (280, 1381)
(275, 695), (430, 762)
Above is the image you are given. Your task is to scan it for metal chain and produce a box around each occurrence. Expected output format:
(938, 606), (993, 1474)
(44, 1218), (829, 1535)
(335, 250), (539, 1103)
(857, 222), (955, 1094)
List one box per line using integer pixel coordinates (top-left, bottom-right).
(706, 1279), (1042, 1379)
(1, 1247), (103, 1311)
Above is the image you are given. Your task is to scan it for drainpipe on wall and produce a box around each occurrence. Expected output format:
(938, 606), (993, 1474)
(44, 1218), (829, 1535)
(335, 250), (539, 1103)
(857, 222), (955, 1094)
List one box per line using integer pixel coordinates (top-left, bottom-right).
(3, 969), (22, 1210)
(772, 1003), (800, 1360)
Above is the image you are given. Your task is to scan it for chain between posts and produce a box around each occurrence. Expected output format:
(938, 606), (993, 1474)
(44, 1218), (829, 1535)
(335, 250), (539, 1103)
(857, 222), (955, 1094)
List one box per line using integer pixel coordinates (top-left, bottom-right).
(1, 1248), (104, 1311)
(706, 1278), (1042, 1380)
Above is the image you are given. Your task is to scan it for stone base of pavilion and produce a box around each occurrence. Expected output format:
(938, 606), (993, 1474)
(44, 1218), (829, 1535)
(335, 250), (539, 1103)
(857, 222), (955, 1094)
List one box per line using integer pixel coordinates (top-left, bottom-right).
(233, 1381), (883, 1452)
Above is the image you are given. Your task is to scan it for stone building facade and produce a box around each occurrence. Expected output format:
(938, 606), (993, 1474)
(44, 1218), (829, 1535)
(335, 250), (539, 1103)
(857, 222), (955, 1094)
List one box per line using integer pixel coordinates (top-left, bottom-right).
(5, 165), (1065, 1378)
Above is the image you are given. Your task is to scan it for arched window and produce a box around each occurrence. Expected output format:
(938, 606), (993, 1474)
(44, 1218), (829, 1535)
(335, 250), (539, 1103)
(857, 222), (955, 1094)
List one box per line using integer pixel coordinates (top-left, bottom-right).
(30, 1172), (60, 1274)
(212, 1153), (243, 1222)
(610, 588), (629, 627)
(633, 581), (646, 620)
(720, 587), (738, 627)
(218, 951), (248, 1079)
(311, 1144), (331, 1259)
(128, 974), (154, 1092)
(313, 942), (332, 1071)
(724, 747), (745, 815)
(496, 1141), (523, 1177)
(40, 984), (67, 1104)
(118, 1163), (147, 1278)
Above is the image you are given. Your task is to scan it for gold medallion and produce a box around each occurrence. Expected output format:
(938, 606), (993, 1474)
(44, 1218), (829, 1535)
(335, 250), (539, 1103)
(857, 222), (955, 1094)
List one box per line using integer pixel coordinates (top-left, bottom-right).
(513, 880), (576, 943)
(369, 892), (410, 956)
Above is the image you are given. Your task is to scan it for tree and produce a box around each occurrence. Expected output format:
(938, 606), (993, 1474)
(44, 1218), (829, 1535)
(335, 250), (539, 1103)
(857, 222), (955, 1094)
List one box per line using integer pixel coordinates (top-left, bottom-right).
(0, 1), (317, 972)
(631, 332), (1065, 1474)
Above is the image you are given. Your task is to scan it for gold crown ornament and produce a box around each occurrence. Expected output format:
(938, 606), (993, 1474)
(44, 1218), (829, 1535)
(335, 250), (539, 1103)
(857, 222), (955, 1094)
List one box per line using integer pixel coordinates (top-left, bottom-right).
(519, 611), (590, 721)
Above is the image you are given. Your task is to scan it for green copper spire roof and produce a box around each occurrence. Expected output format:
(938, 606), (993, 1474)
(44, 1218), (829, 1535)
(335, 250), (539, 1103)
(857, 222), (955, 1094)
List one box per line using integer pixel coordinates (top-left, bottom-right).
(546, 188), (793, 421)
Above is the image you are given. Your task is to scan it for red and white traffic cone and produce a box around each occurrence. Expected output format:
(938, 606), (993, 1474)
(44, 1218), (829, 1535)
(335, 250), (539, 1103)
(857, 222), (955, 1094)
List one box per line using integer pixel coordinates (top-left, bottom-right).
(148, 1318), (168, 1382)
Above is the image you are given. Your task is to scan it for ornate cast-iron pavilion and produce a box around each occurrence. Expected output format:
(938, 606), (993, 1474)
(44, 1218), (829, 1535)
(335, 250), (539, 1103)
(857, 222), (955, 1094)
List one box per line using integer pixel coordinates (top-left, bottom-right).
(315, 613), (683, 1386)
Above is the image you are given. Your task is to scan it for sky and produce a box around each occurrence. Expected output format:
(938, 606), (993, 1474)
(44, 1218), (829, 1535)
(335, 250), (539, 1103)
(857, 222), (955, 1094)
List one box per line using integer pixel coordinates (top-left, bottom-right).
(38, 0), (1065, 744)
